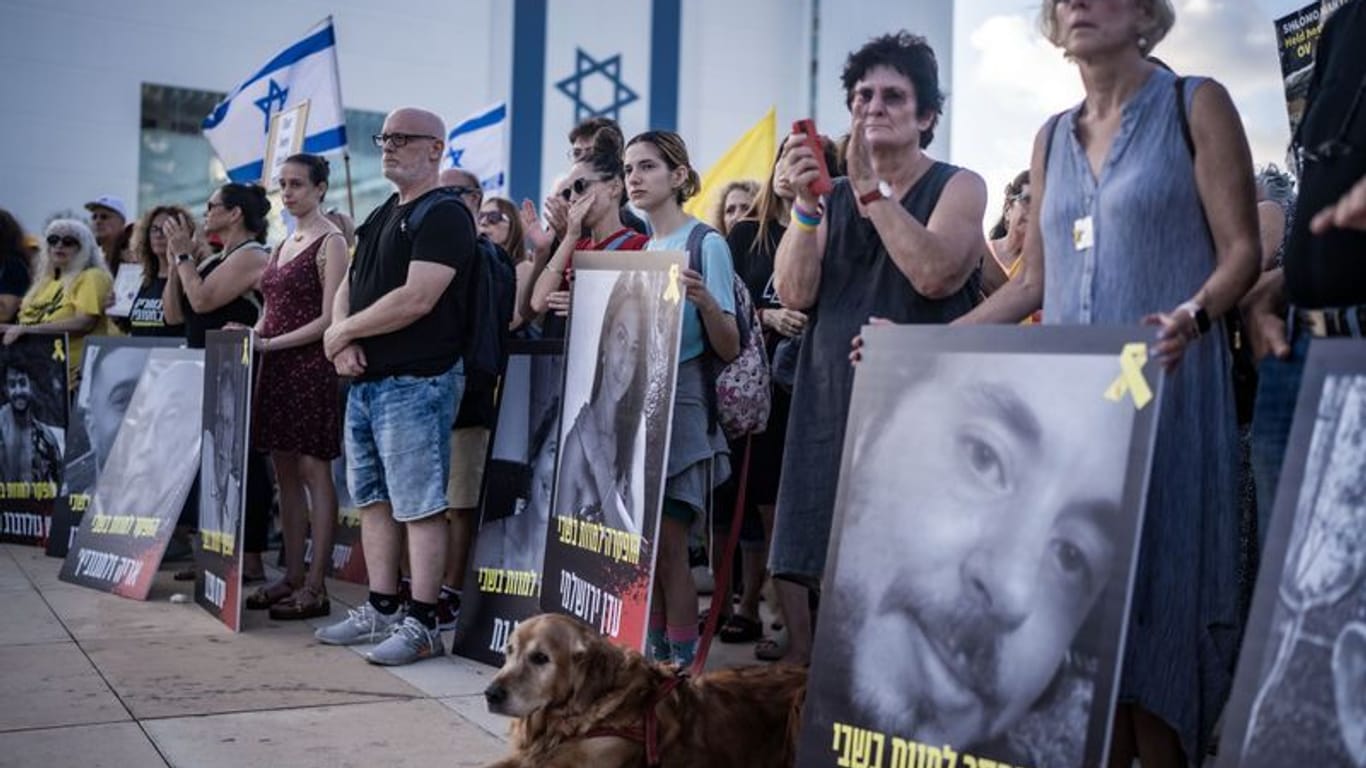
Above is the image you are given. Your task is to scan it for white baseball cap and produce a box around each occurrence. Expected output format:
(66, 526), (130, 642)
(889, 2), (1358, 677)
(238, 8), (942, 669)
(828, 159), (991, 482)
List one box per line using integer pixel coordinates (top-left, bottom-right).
(84, 195), (129, 222)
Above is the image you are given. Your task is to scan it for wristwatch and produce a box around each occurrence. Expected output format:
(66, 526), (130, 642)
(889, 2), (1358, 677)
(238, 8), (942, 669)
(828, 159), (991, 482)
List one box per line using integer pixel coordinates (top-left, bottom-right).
(175, 253), (193, 265)
(858, 181), (893, 206)
(1177, 300), (1210, 337)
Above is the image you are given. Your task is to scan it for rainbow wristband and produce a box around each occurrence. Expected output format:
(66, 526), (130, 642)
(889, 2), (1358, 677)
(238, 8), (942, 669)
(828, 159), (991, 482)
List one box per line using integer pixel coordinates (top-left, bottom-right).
(791, 206), (821, 230)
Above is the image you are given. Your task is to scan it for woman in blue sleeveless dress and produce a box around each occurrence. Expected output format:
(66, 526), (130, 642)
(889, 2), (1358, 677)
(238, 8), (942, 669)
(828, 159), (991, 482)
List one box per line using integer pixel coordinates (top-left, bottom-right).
(960, 1), (1262, 764)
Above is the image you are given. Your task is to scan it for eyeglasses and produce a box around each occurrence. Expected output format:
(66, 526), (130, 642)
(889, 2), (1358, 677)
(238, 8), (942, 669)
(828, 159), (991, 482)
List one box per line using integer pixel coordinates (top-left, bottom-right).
(560, 176), (607, 201)
(1295, 73), (1365, 169)
(448, 185), (481, 199)
(46, 235), (80, 248)
(478, 211), (509, 226)
(372, 132), (439, 149)
(205, 200), (225, 212)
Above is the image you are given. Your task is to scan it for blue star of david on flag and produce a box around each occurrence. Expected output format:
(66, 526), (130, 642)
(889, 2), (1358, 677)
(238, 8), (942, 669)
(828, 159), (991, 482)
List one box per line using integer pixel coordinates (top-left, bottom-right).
(253, 79), (289, 134)
(555, 48), (639, 123)
(447, 147), (465, 167)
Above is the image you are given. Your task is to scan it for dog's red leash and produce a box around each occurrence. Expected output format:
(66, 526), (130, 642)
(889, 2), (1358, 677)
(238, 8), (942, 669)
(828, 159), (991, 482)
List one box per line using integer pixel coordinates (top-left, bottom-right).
(581, 438), (753, 766)
(691, 435), (752, 678)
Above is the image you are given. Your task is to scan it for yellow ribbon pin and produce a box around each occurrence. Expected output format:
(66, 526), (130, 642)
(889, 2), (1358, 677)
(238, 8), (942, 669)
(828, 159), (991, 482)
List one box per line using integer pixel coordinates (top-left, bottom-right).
(241, 337), (250, 365)
(51, 339), (65, 362)
(1104, 343), (1153, 410)
(663, 264), (681, 304)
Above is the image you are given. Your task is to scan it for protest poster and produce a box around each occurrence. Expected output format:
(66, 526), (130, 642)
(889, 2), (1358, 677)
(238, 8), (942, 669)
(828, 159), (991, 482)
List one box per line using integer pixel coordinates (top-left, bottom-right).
(1273, 0), (1351, 135)
(1217, 340), (1366, 768)
(454, 339), (564, 665)
(797, 325), (1165, 768)
(540, 250), (686, 652)
(0, 334), (68, 546)
(107, 263), (143, 318)
(48, 336), (181, 557)
(193, 330), (253, 630)
(59, 348), (203, 599)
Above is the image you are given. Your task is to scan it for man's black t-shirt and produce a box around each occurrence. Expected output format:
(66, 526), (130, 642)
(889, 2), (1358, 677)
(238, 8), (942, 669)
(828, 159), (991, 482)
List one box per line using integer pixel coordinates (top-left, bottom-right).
(1284, 1), (1366, 308)
(350, 190), (475, 380)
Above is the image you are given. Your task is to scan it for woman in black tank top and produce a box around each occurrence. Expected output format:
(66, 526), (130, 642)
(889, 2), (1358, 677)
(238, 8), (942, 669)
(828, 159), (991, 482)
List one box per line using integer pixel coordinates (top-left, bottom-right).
(161, 183), (270, 349)
(160, 182), (274, 581)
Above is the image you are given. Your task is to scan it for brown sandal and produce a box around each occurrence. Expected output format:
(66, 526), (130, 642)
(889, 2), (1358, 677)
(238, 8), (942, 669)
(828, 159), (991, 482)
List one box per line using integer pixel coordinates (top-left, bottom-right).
(245, 579), (296, 610)
(268, 585), (331, 620)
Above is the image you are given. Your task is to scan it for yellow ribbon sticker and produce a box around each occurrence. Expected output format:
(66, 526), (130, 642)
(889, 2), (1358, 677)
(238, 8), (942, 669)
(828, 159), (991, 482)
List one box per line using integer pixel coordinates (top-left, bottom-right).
(1104, 343), (1153, 410)
(241, 337), (250, 365)
(663, 264), (681, 304)
(51, 339), (65, 362)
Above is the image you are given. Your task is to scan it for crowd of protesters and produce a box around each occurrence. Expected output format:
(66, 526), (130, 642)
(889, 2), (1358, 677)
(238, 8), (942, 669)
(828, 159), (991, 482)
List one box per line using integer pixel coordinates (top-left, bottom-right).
(2, 0), (1364, 765)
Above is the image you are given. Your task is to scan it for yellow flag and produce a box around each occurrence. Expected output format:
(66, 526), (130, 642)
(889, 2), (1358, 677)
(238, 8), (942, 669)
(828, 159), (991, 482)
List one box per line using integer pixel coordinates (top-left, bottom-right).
(683, 107), (777, 221)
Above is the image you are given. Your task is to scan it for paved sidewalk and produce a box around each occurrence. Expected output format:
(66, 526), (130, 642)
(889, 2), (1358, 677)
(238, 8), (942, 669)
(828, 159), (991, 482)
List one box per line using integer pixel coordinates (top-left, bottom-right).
(0, 543), (770, 767)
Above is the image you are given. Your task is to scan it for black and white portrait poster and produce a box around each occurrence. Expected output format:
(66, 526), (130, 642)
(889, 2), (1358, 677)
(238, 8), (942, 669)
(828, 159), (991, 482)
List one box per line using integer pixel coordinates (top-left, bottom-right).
(60, 348), (204, 599)
(455, 339), (564, 665)
(1218, 341), (1366, 768)
(797, 325), (1165, 768)
(194, 330), (253, 631)
(48, 336), (181, 557)
(0, 334), (68, 546)
(540, 250), (686, 652)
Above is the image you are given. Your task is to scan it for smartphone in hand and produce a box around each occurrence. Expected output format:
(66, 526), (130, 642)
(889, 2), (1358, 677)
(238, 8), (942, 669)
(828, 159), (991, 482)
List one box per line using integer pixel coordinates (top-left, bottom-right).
(791, 119), (833, 196)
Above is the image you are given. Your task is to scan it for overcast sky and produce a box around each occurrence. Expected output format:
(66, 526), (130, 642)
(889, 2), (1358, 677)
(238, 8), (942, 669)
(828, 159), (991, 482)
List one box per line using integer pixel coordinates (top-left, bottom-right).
(949, 0), (1313, 225)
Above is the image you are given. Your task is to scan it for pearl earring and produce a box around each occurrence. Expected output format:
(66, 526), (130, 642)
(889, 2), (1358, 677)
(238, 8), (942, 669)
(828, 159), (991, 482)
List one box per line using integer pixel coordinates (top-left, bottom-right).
(1138, 34), (1149, 50)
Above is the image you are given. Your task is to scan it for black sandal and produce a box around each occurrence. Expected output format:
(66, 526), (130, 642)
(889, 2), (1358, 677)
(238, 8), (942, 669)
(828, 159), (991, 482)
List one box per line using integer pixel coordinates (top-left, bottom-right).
(719, 614), (763, 644)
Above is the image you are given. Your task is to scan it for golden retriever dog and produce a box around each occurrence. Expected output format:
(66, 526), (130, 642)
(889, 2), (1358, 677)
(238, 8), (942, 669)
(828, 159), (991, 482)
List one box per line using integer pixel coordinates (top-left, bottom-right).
(482, 613), (807, 768)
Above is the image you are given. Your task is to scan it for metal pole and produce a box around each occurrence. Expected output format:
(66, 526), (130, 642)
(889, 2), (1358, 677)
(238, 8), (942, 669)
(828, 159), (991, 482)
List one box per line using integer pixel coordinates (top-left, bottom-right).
(343, 150), (355, 220)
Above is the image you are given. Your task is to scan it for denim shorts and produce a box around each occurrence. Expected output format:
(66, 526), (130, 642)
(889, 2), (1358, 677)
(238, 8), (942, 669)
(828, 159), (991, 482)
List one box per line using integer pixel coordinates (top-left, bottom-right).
(345, 361), (464, 522)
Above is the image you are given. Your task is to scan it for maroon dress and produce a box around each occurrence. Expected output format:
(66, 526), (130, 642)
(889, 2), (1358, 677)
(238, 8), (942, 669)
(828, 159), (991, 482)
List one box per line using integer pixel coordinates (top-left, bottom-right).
(252, 235), (341, 459)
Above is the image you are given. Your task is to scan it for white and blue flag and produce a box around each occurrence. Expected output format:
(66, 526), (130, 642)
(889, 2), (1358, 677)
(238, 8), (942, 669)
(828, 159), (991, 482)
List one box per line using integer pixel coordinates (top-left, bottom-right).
(442, 102), (508, 197)
(202, 18), (347, 183)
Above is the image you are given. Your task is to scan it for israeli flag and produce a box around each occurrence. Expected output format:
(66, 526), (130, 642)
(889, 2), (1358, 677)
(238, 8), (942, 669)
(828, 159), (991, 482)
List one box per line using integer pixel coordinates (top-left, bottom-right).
(443, 102), (508, 197)
(202, 18), (347, 183)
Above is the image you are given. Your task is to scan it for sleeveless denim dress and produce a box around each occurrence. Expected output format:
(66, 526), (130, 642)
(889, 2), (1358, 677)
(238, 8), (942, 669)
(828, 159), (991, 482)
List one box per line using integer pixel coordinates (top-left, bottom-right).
(1041, 67), (1240, 759)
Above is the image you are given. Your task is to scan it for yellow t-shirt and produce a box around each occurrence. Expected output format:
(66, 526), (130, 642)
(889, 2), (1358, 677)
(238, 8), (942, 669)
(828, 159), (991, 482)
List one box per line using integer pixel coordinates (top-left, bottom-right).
(19, 267), (117, 386)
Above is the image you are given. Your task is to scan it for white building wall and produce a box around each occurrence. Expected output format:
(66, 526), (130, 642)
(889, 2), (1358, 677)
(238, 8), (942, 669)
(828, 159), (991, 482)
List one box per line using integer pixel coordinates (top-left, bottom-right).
(816, 0), (954, 160)
(0, 0), (951, 235)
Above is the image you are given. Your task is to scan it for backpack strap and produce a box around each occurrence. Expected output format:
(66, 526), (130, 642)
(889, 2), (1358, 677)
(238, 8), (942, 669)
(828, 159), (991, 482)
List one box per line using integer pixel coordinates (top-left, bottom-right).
(1175, 76), (1195, 159)
(685, 222), (714, 275)
(684, 222), (724, 434)
(1041, 111), (1065, 176)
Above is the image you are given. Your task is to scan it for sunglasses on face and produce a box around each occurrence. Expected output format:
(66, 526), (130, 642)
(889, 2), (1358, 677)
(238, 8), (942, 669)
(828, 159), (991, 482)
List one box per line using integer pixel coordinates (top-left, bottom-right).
(560, 176), (606, 201)
(47, 235), (80, 248)
(372, 132), (438, 149)
(478, 211), (509, 226)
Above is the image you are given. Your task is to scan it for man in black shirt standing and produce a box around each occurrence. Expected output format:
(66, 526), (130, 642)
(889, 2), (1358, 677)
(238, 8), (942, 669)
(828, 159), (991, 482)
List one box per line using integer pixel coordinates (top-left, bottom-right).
(315, 107), (476, 665)
(1245, 0), (1366, 542)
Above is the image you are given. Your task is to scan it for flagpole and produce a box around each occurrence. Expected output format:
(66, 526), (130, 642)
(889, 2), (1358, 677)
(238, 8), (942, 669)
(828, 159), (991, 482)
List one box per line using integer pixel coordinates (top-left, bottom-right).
(343, 151), (355, 220)
(324, 15), (355, 219)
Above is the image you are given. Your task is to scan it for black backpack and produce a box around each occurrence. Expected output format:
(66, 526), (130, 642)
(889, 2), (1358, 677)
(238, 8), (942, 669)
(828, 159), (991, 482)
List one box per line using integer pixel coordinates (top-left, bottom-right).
(400, 189), (516, 379)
